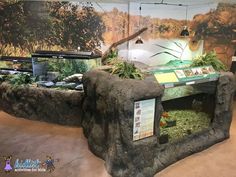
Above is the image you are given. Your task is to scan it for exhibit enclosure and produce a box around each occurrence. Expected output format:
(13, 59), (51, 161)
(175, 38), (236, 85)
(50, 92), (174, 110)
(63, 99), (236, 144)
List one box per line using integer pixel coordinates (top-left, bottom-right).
(0, 1), (235, 177)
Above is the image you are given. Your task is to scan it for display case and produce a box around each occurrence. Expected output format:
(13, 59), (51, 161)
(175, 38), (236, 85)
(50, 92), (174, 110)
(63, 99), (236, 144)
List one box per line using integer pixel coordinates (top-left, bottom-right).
(0, 56), (32, 74)
(151, 65), (219, 144)
(31, 50), (101, 81)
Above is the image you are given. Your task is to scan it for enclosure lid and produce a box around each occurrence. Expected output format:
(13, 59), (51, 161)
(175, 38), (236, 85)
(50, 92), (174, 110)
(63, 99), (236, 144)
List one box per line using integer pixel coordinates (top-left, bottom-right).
(0, 68), (33, 73)
(0, 56), (32, 63)
(32, 50), (101, 60)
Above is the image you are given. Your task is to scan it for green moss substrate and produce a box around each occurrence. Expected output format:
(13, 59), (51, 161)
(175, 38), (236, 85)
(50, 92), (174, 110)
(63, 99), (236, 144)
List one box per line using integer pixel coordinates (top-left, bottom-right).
(160, 110), (211, 142)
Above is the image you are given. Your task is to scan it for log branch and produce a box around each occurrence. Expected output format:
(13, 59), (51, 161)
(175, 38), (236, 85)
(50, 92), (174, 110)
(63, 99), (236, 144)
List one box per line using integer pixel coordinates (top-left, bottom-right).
(102, 27), (148, 64)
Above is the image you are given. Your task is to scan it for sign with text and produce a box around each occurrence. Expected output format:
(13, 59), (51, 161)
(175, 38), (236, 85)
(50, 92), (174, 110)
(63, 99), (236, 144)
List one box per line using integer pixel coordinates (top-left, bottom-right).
(133, 98), (155, 141)
(154, 65), (219, 86)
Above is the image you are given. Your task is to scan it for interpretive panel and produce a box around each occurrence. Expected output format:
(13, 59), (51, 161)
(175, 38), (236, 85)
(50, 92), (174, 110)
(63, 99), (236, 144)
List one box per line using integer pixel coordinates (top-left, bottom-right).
(133, 98), (155, 141)
(154, 65), (219, 87)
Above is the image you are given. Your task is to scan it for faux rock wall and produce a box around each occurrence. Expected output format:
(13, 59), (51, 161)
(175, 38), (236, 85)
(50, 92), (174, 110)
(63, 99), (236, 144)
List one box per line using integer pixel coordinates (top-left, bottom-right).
(82, 70), (164, 177)
(82, 70), (235, 177)
(0, 83), (83, 126)
(0, 70), (234, 177)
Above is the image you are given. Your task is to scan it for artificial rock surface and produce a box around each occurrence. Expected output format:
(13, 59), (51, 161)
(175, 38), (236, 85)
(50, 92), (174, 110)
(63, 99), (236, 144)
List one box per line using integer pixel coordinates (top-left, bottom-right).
(0, 70), (235, 177)
(0, 83), (83, 126)
(82, 70), (235, 177)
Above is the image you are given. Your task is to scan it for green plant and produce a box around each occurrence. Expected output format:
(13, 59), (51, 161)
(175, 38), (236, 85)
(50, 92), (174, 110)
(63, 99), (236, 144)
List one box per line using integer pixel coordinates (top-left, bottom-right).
(191, 52), (227, 71)
(105, 50), (119, 65)
(108, 49), (118, 59)
(47, 59), (88, 81)
(8, 73), (36, 86)
(110, 61), (143, 80)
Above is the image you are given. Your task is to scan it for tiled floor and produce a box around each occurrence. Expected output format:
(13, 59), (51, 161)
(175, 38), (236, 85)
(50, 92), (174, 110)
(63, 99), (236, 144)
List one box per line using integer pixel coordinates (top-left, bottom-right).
(0, 104), (236, 177)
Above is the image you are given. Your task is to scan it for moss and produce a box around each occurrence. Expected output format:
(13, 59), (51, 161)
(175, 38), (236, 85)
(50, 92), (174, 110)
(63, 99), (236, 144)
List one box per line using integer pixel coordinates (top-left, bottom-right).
(160, 110), (211, 142)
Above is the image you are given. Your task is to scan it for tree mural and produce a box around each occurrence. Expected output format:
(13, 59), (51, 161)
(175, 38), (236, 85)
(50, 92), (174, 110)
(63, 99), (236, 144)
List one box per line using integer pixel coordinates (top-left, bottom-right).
(49, 1), (105, 51)
(0, 1), (54, 55)
(191, 3), (236, 43)
(190, 3), (236, 66)
(0, 1), (105, 56)
(0, 1), (29, 55)
(101, 8), (129, 44)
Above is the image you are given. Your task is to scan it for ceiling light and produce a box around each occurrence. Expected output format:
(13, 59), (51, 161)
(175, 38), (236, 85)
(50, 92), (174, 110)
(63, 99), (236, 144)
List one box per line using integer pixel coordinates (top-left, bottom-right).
(135, 5), (144, 44)
(180, 26), (189, 37)
(180, 5), (189, 37)
(135, 36), (144, 44)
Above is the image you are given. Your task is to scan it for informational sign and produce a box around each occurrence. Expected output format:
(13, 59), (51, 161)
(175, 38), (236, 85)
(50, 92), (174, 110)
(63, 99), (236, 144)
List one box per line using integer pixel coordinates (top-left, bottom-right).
(154, 72), (179, 83)
(133, 98), (155, 141)
(154, 65), (218, 85)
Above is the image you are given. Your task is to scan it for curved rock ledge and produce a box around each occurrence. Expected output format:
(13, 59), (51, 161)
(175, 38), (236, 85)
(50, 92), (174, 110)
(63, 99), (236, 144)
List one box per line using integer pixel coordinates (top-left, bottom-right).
(0, 83), (83, 126)
(82, 70), (235, 177)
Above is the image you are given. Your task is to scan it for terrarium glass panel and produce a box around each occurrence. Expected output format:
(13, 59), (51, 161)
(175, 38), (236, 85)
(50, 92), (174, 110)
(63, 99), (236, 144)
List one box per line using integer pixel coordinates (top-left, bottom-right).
(159, 82), (216, 144)
(32, 51), (101, 81)
(0, 56), (32, 74)
(160, 109), (211, 143)
(162, 81), (216, 101)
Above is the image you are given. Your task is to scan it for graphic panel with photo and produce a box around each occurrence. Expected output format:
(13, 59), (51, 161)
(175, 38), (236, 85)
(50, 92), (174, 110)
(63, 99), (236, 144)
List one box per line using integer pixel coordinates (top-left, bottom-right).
(174, 70), (186, 78)
(201, 67), (210, 74)
(183, 69), (194, 77)
(206, 66), (215, 73)
(191, 68), (203, 75)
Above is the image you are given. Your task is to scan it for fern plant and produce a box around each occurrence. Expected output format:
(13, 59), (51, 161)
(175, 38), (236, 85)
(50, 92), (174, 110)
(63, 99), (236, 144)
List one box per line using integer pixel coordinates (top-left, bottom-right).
(47, 60), (88, 81)
(8, 73), (36, 86)
(105, 50), (119, 65)
(110, 61), (143, 80)
(191, 52), (227, 71)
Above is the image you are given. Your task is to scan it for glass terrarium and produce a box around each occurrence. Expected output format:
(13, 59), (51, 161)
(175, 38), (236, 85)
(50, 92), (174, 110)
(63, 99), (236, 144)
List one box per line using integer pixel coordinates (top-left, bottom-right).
(0, 56), (32, 74)
(32, 50), (101, 80)
(31, 50), (101, 90)
(159, 82), (217, 144)
(153, 65), (219, 144)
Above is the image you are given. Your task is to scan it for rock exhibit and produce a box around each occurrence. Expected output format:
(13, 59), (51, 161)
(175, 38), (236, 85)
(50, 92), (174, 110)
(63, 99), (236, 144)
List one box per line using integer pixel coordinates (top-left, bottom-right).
(0, 83), (83, 126)
(82, 70), (235, 177)
(0, 70), (234, 177)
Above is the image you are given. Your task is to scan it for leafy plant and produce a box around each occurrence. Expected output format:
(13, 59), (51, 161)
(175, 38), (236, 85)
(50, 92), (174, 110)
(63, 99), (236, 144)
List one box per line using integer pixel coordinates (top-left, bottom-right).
(191, 52), (227, 71)
(47, 59), (88, 81)
(8, 73), (36, 86)
(105, 50), (119, 65)
(108, 49), (118, 59)
(110, 61), (143, 80)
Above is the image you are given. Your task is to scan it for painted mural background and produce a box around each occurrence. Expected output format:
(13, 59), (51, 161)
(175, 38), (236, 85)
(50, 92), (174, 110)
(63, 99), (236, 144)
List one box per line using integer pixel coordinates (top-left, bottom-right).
(0, 1), (235, 67)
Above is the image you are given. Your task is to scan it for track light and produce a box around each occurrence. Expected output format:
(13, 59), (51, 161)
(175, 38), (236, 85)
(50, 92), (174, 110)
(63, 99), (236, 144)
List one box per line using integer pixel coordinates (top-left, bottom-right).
(180, 26), (189, 37)
(135, 36), (144, 44)
(180, 5), (189, 37)
(135, 5), (144, 44)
